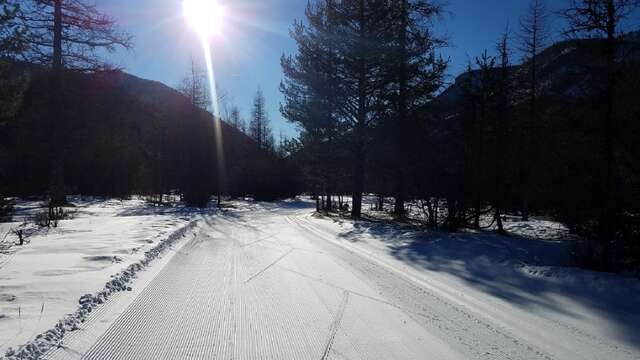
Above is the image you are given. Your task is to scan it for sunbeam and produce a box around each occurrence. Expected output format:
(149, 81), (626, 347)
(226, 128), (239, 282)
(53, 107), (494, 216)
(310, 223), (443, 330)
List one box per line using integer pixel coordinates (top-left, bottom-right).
(183, 0), (227, 200)
(202, 38), (227, 197)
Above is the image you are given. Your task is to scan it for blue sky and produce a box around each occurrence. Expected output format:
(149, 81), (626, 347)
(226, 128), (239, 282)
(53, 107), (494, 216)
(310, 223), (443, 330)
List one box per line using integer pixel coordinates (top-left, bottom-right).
(97, 0), (636, 138)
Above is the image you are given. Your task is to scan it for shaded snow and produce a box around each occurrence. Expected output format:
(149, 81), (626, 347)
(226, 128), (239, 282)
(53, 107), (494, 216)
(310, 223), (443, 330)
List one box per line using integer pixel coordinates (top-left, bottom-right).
(308, 207), (640, 358)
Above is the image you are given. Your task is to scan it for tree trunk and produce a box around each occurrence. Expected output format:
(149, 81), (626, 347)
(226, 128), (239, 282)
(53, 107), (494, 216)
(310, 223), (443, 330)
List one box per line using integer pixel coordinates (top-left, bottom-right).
(351, 0), (366, 219)
(434, 199), (439, 228)
(393, 0), (409, 219)
(495, 207), (504, 233)
(53, 0), (63, 71)
(48, 0), (66, 207)
(351, 148), (364, 218)
(600, 3), (617, 270)
(495, 37), (509, 234)
(522, 35), (538, 222)
(446, 198), (459, 231)
(474, 205), (480, 229)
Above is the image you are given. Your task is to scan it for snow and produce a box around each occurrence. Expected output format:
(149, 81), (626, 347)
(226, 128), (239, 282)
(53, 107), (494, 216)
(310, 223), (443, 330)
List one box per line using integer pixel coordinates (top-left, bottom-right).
(303, 206), (640, 359)
(2, 198), (639, 359)
(0, 198), (201, 358)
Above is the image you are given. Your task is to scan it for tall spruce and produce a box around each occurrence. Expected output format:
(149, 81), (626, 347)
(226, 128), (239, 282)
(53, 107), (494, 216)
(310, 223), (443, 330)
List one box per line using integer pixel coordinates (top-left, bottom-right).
(177, 59), (212, 205)
(387, 0), (447, 217)
(179, 58), (210, 110)
(15, 0), (131, 209)
(563, 0), (639, 269)
(493, 30), (513, 233)
(281, 1), (343, 211)
(282, 0), (391, 218)
(16, 0), (132, 71)
(250, 88), (273, 151)
(0, 0), (26, 119)
(0, 0), (25, 56)
(229, 106), (245, 133)
(0, 0), (24, 219)
(342, 0), (390, 218)
(455, 50), (505, 229)
(518, 0), (549, 221)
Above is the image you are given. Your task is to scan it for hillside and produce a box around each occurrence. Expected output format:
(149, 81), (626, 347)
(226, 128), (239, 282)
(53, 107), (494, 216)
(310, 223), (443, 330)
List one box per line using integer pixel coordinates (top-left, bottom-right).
(0, 67), (296, 200)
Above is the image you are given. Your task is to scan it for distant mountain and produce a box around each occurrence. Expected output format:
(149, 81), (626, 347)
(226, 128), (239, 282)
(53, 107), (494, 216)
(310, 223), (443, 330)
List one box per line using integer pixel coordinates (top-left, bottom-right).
(437, 30), (640, 114)
(0, 67), (298, 200)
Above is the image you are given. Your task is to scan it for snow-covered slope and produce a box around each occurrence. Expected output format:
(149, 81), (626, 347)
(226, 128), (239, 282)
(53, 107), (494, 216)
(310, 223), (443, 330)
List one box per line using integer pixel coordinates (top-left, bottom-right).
(0, 198), (200, 356)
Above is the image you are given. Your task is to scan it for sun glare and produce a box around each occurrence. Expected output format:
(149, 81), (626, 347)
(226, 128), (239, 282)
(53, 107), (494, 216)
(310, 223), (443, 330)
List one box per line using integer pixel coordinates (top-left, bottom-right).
(183, 0), (224, 37)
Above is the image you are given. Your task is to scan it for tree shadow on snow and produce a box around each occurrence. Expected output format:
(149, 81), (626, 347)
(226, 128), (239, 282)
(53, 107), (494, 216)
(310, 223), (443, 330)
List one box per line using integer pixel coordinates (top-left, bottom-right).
(116, 204), (218, 217)
(337, 220), (640, 350)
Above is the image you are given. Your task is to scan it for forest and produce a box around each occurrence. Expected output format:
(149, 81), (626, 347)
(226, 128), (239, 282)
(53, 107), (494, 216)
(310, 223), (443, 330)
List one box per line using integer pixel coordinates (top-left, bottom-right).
(1, 0), (639, 272)
(279, 0), (640, 271)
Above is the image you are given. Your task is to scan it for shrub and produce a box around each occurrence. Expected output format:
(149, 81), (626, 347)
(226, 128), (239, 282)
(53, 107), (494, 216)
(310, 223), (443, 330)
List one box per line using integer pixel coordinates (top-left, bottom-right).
(0, 195), (13, 222)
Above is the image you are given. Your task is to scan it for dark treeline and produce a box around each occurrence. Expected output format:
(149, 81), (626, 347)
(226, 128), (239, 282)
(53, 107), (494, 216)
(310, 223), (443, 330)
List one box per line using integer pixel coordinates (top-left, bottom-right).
(281, 0), (640, 271)
(0, 0), (298, 211)
(0, 65), (298, 204)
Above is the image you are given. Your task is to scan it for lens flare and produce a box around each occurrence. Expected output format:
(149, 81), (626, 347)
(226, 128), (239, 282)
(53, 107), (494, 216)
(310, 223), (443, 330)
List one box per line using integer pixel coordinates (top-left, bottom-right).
(183, 0), (224, 37)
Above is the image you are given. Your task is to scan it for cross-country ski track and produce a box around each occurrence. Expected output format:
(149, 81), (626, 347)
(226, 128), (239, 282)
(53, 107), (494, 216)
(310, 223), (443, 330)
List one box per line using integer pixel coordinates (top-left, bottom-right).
(38, 202), (638, 360)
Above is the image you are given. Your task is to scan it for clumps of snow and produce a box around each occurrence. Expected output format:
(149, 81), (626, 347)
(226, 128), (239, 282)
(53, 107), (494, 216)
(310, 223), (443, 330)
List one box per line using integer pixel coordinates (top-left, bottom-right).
(84, 255), (124, 263)
(3, 220), (199, 360)
(502, 216), (572, 241)
(0, 295), (16, 302)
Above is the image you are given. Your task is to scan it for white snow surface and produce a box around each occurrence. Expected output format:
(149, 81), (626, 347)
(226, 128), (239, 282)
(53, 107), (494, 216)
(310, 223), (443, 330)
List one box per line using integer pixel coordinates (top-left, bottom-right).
(3, 198), (640, 359)
(0, 198), (200, 357)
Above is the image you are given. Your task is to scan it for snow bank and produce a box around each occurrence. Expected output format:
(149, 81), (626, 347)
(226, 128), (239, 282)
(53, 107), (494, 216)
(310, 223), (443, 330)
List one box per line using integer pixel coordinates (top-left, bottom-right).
(0, 198), (200, 359)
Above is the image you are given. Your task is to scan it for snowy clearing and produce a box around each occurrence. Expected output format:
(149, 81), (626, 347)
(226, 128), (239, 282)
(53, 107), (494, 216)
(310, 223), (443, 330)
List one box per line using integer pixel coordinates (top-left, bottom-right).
(0, 198), (202, 357)
(4, 199), (634, 360)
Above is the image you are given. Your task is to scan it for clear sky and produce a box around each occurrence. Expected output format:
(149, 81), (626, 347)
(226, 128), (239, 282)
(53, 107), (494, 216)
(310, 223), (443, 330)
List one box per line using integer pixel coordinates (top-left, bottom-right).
(97, 0), (636, 138)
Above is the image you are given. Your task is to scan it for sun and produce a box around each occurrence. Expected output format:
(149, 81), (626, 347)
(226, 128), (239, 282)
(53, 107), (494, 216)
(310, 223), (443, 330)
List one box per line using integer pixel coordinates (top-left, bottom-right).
(183, 0), (224, 38)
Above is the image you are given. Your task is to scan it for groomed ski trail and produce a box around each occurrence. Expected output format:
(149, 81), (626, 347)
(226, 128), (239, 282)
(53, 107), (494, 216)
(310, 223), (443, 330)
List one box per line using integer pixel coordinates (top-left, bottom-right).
(42, 203), (639, 360)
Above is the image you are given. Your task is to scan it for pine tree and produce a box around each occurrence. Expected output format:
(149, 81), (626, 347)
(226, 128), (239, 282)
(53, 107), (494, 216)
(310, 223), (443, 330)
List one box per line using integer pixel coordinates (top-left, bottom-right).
(386, 0), (447, 217)
(282, 0), (392, 218)
(493, 29), (513, 233)
(178, 60), (215, 207)
(0, 0), (25, 57)
(281, 1), (344, 212)
(16, 0), (132, 71)
(451, 49), (503, 229)
(179, 58), (209, 110)
(563, 0), (639, 269)
(15, 0), (131, 209)
(1, 0), (27, 119)
(229, 106), (245, 133)
(249, 88), (273, 150)
(1, 0), (26, 219)
(518, 0), (549, 221)
(342, 0), (391, 218)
